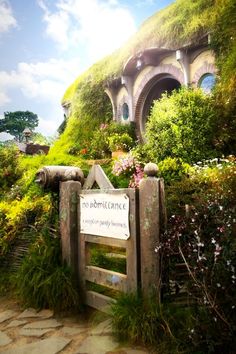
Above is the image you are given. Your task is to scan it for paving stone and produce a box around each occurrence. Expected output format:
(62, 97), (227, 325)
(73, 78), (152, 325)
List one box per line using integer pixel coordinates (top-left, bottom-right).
(37, 309), (53, 319)
(17, 308), (38, 319)
(5, 319), (28, 328)
(19, 328), (53, 337)
(0, 310), (17, 323)
(2, 337), (71, 354)
(61, 326), (86, 336)
(0, 331), (12, 346)
(76, 334), (118, 354)
(90, 319), (113, 336)
(23, 319), (62, 329)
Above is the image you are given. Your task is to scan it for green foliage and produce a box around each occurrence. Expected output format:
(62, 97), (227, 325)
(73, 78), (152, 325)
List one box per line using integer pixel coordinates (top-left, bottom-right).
(158, 157), (192, 184)
(0, 194), (52, 255)
(87, 122), (135, 159)
(0, 272), (13, 296)
(111, 292), (163, 345)
(211, 0), (236, 154)
(108, 133), (133, 152)
(110, 292), (193, 351)
(0, 111), (39, 141)
(0, 145), (21, 195)
(90, 246), (126, 274)
(13, 229), (79, 311)
(144, 88), (218, 163)
(50, 114), (103, 157)
(162, 159), (236, 353)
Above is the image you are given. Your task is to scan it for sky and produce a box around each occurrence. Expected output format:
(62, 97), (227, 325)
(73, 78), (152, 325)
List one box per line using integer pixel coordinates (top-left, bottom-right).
(0, 0), (173, 141)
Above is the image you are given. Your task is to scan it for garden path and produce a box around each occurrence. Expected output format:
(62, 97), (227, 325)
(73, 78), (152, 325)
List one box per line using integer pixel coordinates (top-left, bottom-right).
(0, 296), (152, 354)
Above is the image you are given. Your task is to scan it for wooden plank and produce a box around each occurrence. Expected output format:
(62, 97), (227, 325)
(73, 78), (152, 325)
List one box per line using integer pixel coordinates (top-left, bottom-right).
(94, 165), (115, 189)
(83, 165), (114, 190)
(78, 232), (86, 297)
(84, 234), (126, 248)
(160, 178), (167, 229)
(86, 291), (116, 313)
(83, 165), (96, 190)
(126, 189), (139, 292)
(85, 266), (127, 292)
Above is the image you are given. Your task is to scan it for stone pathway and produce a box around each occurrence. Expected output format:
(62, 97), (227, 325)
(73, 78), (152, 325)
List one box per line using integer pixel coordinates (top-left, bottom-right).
(0, 297), (153, 354)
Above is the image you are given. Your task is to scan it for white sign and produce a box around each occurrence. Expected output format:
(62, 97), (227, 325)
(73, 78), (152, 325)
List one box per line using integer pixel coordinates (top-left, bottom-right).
(80, 193), (130, 239)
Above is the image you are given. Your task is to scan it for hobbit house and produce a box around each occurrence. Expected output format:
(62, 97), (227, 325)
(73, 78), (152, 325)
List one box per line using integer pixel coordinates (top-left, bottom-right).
(105, 34), (216, 140)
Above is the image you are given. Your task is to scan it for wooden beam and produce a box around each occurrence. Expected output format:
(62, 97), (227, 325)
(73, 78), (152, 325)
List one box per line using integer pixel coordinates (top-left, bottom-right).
(85, 265), (127, 292)
(86, 291), (116, 313)
(83, 165), (114, 190)
(84, 234), (126, 248)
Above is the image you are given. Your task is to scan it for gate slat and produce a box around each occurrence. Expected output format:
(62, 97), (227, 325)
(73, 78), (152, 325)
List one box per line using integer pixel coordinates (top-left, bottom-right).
(84, 234), (126, 248)
(85, 265), (127, 292)
(86, 291), (116, 313)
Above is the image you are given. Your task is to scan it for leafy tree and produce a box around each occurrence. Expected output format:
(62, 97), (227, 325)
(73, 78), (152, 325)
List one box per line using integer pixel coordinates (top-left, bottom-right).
(144, 88), (218, 164)
(0, 111), (39, 142)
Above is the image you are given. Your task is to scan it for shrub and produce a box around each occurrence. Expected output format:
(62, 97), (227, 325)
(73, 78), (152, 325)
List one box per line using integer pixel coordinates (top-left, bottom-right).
(0, 145), (21, 195)
(160, 158), (236, 353)
(108, 133), (133, 152)
(89, 122), (136, 159)
(0, 194), (52, 255)
(13, 228), (80, 311)
(158, 157), (192, 184)
(110, 292), (196, 352)
(144, 88), (218, 164)
(110, 292), (163, 345)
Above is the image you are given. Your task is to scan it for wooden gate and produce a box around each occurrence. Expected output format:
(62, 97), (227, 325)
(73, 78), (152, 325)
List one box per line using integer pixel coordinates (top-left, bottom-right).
(78, 165), (139, 312)
(60, 162), (163, 312)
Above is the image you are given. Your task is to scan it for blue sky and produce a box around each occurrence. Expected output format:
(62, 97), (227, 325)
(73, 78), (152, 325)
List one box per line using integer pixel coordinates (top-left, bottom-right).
(0, 0), (173, 140)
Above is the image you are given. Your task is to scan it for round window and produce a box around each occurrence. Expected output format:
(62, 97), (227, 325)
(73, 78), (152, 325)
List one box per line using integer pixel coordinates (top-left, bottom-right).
(199, 73), (215, 93)
(122, 103), (129, 120)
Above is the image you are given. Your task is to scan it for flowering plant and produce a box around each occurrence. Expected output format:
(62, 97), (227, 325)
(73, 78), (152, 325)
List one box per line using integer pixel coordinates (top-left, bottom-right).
(158, 158), (236, 352)
(112, 154), (144, 188)
(108, 133), (133, 152)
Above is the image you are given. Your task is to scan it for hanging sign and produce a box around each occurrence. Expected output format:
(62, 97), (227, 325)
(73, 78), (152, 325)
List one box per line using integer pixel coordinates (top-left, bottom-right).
(80, 193), (130, 239)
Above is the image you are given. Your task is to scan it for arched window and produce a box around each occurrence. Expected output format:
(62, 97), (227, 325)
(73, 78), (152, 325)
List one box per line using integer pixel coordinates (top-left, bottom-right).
(122, 103), (129, 120)
(198, 73), (215, 93)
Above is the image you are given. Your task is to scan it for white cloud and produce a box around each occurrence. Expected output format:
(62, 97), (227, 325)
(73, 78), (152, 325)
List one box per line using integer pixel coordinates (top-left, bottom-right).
(0, 132), (14, 141)
(0, 57), (81, 134)
(0, 0), (17, 34)
(0, 91), (10, 106)
(0, 57), (80, 103)
(37, 113), (62, 136)
(38, 0), (136, 62)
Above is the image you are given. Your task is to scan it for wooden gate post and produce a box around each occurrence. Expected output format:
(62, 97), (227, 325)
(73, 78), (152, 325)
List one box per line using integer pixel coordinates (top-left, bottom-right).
(60, 181), (81, 277)
(139, 163), (163, 299)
